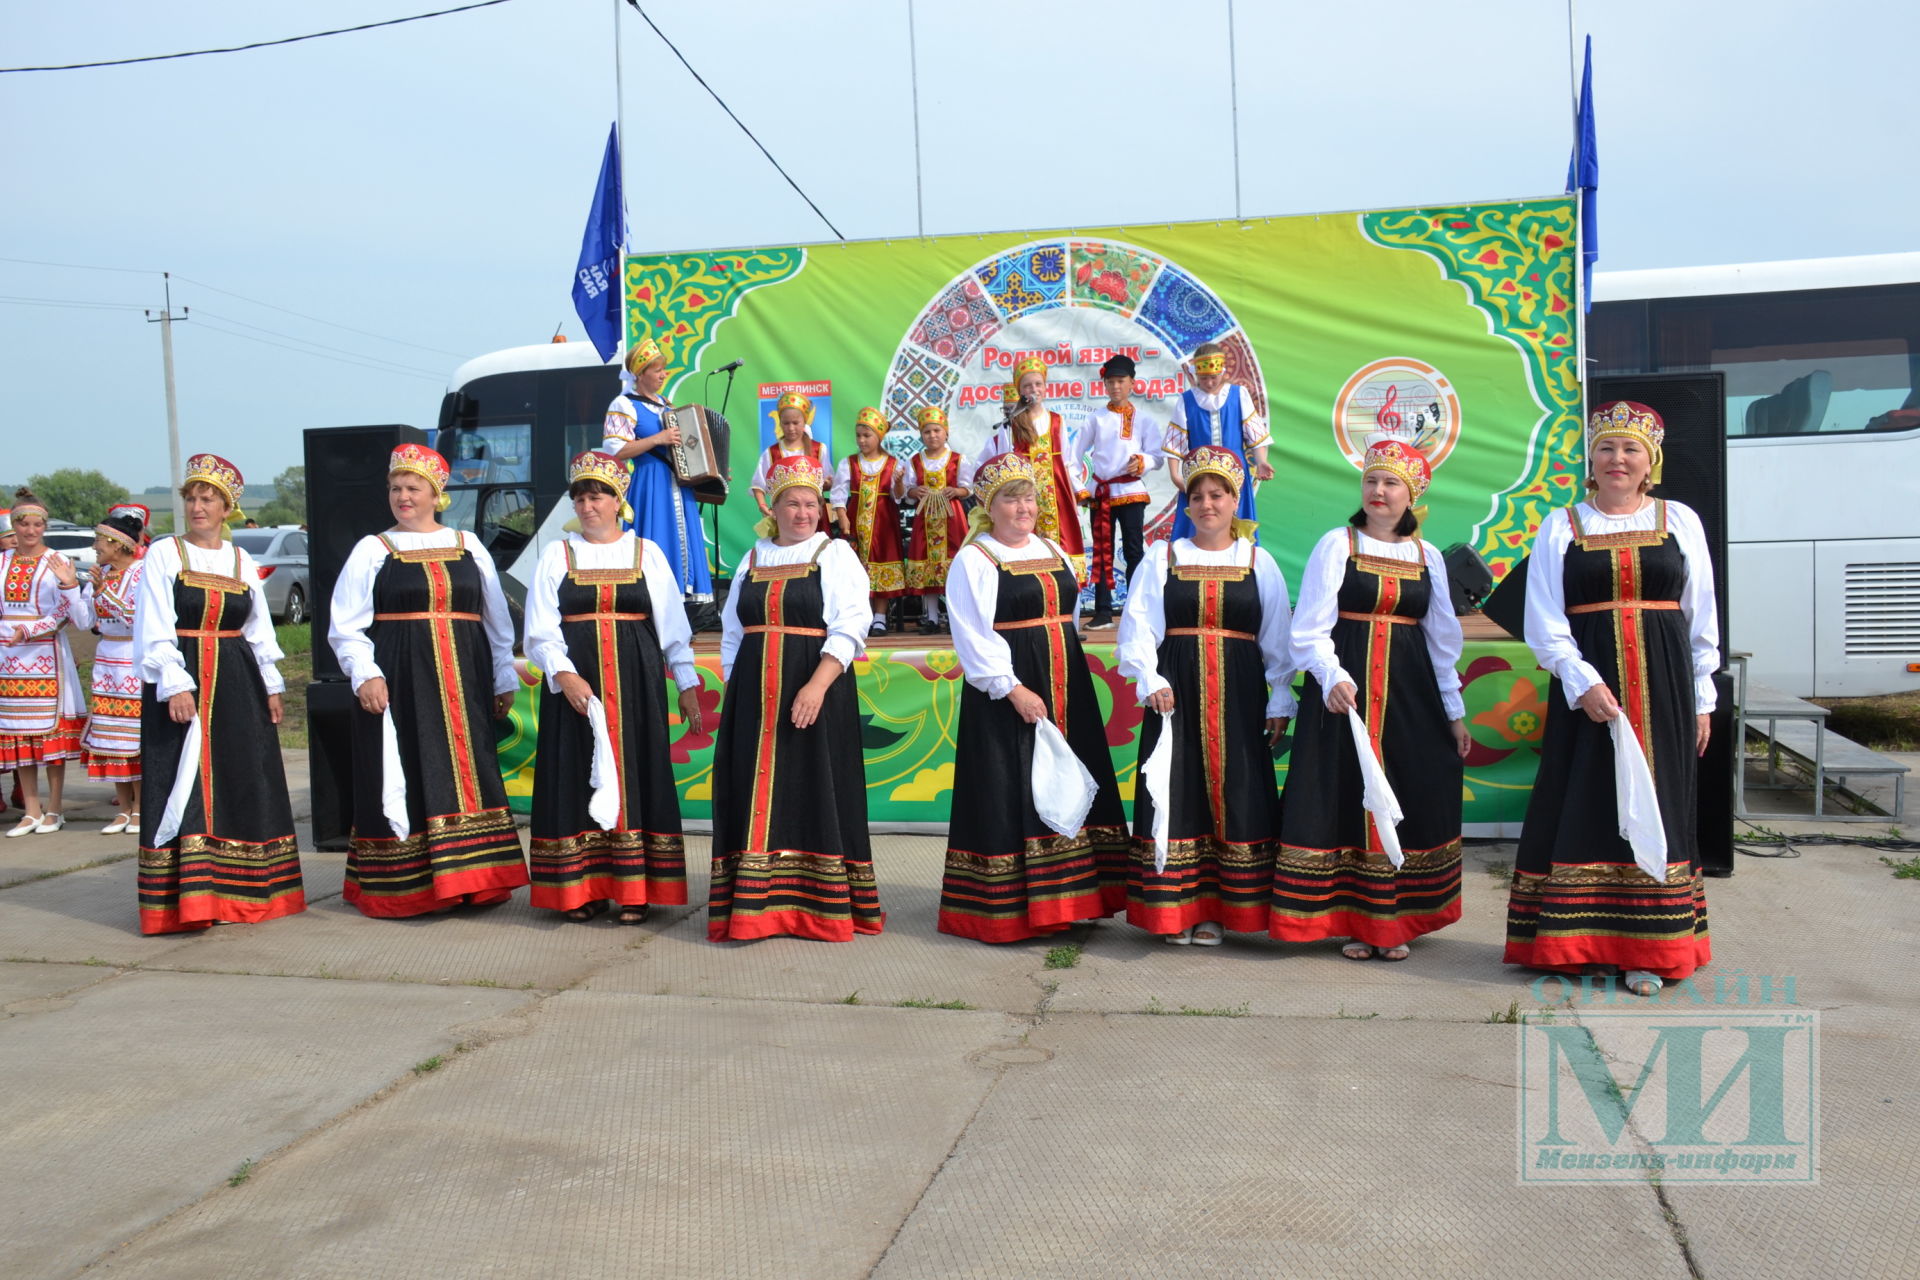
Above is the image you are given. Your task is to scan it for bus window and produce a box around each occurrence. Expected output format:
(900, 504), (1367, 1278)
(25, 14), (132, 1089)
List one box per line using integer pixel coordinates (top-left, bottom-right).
(443, 421), (534, 485)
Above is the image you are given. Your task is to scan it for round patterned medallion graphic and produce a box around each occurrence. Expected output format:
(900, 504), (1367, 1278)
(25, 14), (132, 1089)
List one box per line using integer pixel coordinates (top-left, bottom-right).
(1330, 357), (1463, 473)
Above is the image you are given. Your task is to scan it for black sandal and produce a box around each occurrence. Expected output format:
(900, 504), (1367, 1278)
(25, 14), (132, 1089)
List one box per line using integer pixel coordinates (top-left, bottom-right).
(564, 900), (610, 923)
(616, 906), (649, 926)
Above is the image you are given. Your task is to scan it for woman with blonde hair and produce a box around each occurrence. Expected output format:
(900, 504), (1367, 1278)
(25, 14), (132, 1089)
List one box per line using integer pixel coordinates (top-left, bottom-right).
(600, 336), (712, 604)
(329, 443), (526, 917)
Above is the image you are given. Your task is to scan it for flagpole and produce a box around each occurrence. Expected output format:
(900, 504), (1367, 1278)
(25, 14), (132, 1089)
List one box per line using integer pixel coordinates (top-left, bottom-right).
(1569, 3), (1586, 398)
(908, 0), (925, 238)
(612, 0), (628, 365)
(1228, 0), (1242, 220)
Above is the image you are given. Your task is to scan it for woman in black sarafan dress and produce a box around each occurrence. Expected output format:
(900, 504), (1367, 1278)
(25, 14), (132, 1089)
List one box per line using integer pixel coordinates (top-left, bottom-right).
(133, 454), (302, 935)
(1506, 402), (1720, 998)
(525, 451), (704, 925)
(937, 452), (1128, 943)
(1273, 440), (1469, 961)
(1116, 447), (1296, 946)
(329, 443), (527, 918)
(708, 453), (882, 942)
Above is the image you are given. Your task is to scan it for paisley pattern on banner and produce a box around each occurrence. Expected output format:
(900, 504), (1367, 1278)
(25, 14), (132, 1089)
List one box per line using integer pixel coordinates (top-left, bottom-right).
(1360, 205), (1582, 579)
(623, 248), (806, 387)
(499, 642), (1552, 826)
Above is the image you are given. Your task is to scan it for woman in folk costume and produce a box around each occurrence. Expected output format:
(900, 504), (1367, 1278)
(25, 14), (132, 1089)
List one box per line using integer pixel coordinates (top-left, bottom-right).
(750, 390), (831, 517)
(525, 451), (704, 925)
(1506, 402), (1720, 998)
(329, 443), (526, 917)
(986, 356), (1089, 578)
(898, 404), (974, 632)
(832, 407), (909, 634)
(937, 453), (1127, 943)
(600, 335), (712, 603)
(709, 454), (883, 942)
(1272, 440), (1468, 961)
(1165, 342), (1273, 541)
(80, 505), (150, 833)
(1117, 448), (1297, 946)
(133, 456), (303, 933)
(0, 488), (87, 836)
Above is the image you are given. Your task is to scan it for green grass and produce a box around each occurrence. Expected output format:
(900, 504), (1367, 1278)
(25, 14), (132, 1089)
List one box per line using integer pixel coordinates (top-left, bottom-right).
(895, 997), (976, 1010)
(1042, 943), (1082, 970)
(838, 990), (862, 1005)
(1143, 997), (1250, 1018)
(1811, 691), (1920, 751)
(1880, 855), (1920, 880)
(226, 1159), (255, 1188)
(274, 623), (312, 750)
(412, 1055), (444, 1074)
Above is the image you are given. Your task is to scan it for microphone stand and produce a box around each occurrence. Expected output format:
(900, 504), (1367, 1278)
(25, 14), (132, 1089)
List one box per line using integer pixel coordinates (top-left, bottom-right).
(702, 363), (743, 585)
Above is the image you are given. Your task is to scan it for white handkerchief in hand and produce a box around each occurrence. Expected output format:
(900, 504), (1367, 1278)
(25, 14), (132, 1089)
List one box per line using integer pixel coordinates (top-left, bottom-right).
(1032, 717), (1097, 840)
(585, 695), (622, 832)
(1143, 709), (1175, 873)
(381, 707), (411, 841)
(153, 714), (203, 848)
(1346, 708), (1405, 869)
(1610, 715), (1669, 882)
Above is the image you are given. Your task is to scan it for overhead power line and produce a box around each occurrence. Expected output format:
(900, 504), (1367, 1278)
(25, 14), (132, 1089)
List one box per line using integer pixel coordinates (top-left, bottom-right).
(174, 277), (470, 359)
(190, 318), (447, 383)
(625, 1), (843, 241)
(0, 1), (517, 73)
(192, 309), (448, 378)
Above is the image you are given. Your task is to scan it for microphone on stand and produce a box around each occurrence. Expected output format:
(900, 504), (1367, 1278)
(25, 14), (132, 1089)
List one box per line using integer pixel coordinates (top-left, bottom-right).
(713, 359), (745, 374)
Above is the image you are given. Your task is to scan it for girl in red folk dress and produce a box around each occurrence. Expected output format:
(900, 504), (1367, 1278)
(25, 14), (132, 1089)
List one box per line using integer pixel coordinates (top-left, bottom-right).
(0, 488), (87, 837)
(833, 407), (908, 635)
(987, 356), (1088, 580)
(80, 506), (150, 832)
(899, 405), (974, 632)
(750, 390), (831, 519)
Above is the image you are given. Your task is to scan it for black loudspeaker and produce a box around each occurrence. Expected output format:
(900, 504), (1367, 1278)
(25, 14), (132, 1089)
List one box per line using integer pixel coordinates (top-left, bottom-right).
(1442, 542), (1495, 615)
(1480, 555), (1530, 641)
(307, 679), (357, 851)
(304, 424), (427, 681)
(1590, 373), (1729, 656)
(1699, 670), (1735, 877)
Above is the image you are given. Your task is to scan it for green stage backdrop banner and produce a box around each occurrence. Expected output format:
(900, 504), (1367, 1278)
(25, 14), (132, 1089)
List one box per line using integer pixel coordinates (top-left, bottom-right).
(624, 198), (1584, 587)
(499, 641), (1554, 828)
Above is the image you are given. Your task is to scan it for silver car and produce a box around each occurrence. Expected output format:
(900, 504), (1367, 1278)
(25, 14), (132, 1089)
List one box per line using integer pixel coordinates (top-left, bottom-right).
(229, 527), (313, 625)
(40, 527), (99, 574)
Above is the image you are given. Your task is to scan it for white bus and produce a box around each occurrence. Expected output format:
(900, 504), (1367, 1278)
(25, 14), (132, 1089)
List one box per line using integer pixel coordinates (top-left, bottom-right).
(1591, 253), (1920, 698)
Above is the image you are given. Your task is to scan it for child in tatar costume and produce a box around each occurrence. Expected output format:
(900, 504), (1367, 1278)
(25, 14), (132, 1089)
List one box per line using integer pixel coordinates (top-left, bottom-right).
(1165, 341), (1272, 542)
(833, 407), (909, 635)
(899, 405), (975, 633)
(751, 391), (831, 519)
(1074, 354), (1163, 628)
(986, 355), (1089, 578)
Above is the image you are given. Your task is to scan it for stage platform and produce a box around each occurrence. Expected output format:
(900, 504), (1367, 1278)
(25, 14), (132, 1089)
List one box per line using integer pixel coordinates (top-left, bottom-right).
(504, 615), (1546, 834)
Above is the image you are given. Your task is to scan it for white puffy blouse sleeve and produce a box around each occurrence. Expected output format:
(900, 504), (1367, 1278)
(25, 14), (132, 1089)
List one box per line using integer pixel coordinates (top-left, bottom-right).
(954, 453), (979, 491)
(1115, 541), (1171, 703)
(1252, 547), (1299, 718)
(719, 553), (747, 682)
(818, 539), (871, 670)
(642, 537), (701, 691)
(946, 542), (1017, 699)
(232, 546), (286, 696)
(67, 574), (97, 631)
(1236, 384), (1270, 448)
(829, 457), (852, 512)
(327, 535), (389, 694)
(1288, 529), (1355, 704)
(522, 540), (572, 689)
(134, 538), (191, 699)
(465, 531), (519, 696)
(749, 446), (774, 496)
(1420, 540), (1465, 720)
(1522, 509), (1605, 708)
(1667, 501), (1722, 713)
(601, 394), (637, 451)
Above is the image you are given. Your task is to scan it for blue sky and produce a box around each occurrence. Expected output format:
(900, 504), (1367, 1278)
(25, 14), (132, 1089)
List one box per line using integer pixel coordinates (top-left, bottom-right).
(3, 0), (1912, 490)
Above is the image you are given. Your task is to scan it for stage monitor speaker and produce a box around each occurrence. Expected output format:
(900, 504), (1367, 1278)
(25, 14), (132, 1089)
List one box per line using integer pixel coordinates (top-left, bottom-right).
(1442, 542), (1495, 616)
(1699, 670), (1735, 877)
(305, 424), (427, 681)
(306, 679), (357, 851)
(1590, 372), (1729, 655)
(1480, 554), (1530, 641)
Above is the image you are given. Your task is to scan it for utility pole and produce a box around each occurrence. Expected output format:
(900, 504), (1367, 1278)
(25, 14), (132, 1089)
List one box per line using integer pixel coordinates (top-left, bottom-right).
(145, 272), (188, 529)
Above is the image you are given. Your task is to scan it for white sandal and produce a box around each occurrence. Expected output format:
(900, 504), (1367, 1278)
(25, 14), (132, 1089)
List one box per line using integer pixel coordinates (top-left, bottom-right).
(102, 813), (131, 835)
(1190, 921), (1225, 947)
(1624, 970), (1663, 998)
(1341, 941), (1374, 960)
(1163, 926), (1195, 946)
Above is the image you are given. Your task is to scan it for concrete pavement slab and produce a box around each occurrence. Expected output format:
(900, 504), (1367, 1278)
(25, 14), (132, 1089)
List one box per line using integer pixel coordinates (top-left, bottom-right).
(0, 959), (117, 1012)
(0, 970), (532, 1280)
(0, 861), (207, 967)
(90, 993), (1026, 1280)
(0, 827), (139, 889)
(586, 834), (1058, 1013)
(871, 1012), (1692, 1280)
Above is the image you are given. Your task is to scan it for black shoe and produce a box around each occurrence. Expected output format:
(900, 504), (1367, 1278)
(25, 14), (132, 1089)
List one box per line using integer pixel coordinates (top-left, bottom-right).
(1089, 612), (1114, 629)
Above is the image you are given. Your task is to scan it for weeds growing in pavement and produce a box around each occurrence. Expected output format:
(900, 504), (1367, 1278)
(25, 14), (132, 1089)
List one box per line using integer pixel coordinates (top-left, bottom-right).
(227, 1159), (254, 1188)
(1483, 859), (1512, 880)
(1043, 943), (1082, 969)
(839, 990), (862, 1005)
(1144, 997), (1249, 1017)
(1880, 855), (1920, 880)
(413, 1056), (444, 1074)
(1333, 1006), (1379, 1020)
(896, 997), (976, 1010)
(1488, 999), (1524, 1024)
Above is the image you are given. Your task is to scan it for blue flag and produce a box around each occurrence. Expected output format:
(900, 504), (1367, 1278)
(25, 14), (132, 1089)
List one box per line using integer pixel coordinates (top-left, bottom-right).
(1564, 36), (1598, 312)
(572, 123), (626, 361)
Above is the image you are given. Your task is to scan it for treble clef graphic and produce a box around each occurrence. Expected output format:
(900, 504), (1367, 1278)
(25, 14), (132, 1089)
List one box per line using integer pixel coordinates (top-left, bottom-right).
(1376, 384), (1404, 435)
